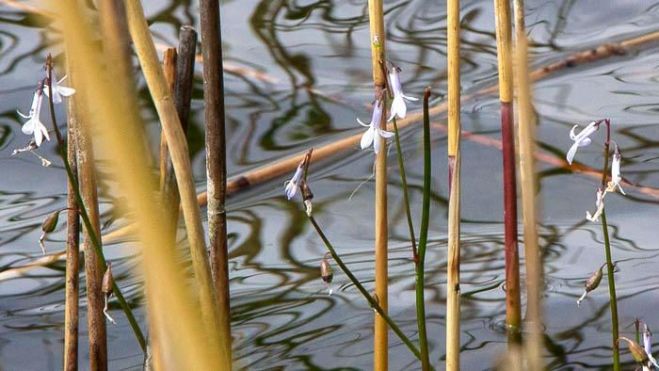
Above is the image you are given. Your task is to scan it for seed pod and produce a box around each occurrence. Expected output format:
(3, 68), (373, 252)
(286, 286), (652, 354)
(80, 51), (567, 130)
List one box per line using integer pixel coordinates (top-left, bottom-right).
(41, 210), (60, 233)
(619, 337), (649, 365)
(102, 263), (114, 296)
(320, 256), (333, 284)
(585, 265), (603, 292)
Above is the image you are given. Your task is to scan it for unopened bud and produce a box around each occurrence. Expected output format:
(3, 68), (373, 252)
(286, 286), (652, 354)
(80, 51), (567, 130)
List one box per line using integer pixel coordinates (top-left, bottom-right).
(38, 210), (61, 255)
(619, 337), (650, 365)
(102, 263), (114, 296)
(302, 182), (314, 216)
(320, 256), (333, 284)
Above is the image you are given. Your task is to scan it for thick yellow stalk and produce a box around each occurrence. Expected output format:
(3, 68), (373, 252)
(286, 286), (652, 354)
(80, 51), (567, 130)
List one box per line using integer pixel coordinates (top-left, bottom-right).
(446, 0), (462, 369)
(367, 0), (388, 368)
(123, 0), (223, 349)
(59, 1), (223, 369)
(513, 0), (544, 368)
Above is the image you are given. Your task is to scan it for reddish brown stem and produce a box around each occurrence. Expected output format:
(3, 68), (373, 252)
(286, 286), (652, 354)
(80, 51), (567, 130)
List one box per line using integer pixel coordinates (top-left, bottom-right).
(501, 101), (521, 339)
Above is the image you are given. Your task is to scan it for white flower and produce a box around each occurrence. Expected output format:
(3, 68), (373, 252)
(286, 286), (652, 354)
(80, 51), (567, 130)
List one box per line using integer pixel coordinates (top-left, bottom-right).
(358, 99), (394, 154)
(387, 65), (418, 121)
(17, 87), (50, 147)
(567, 121), (599, 165)
(44, 71), (75, 104)
(644, 323), (659, 368)
(586, 187), (605, 222)
(608, 142), (626, 195)
(284, 164), (304, 200)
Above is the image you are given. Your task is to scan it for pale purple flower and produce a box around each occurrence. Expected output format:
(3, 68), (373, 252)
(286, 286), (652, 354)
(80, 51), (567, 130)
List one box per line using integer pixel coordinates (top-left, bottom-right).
(609, 142), (626, 195)
(644, 323), (659, 369)
(44, 71), (75, 104)
(284, 164), (304, 200)
(357, 99), (393, 154)
(586, 187), (605, 222)
(17, 87), (50, 147)
(387, 65), (418, 121)
(567, 121), (599, 164)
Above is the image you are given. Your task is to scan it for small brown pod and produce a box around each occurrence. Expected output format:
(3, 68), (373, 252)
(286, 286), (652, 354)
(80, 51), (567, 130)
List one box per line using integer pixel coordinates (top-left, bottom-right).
(320, 256), (333, 284)
(102, 263), (114, 296)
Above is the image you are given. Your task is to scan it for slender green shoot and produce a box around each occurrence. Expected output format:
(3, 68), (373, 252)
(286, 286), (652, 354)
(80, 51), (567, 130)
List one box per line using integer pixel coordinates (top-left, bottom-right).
(414, 88), (432, 370)
(392, 118), (418, 263)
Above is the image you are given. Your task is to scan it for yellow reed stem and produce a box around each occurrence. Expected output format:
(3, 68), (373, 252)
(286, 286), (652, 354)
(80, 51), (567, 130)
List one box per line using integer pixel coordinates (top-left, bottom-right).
(367, 0), (388, 368)
(447, 0), (460, 158)
(446, 0), (462, 369)
(123, 0), (223, 350)
(59, 1), (224, 369)
(513, 0), (544, 368)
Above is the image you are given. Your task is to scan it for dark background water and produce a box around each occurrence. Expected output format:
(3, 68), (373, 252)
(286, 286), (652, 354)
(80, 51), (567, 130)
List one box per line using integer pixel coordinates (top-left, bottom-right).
(1, 0), (659, 369)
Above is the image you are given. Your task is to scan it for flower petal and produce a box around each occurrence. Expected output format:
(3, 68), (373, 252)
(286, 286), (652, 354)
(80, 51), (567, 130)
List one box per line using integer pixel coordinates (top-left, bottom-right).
(57, 86), (76, 97)
(373, 134), (381, 154)
(390, 95), (406, 120)
(356, 118), (370, 128)
(360, 126), (375, 150)
(569, 125), (579, 140)
(22, 119), (36, 135)
(34, 123), (43, 146)
(566, 142), (579, 164)
(578, 137), (592, 147)
(403, 94), (419, 101)
(378, 129), (394, 139)
(39, 121), (50, 142)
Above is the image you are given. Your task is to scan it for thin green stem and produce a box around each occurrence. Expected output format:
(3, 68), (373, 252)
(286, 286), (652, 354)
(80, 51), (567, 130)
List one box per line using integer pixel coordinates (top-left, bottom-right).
(308, 215), (431, 367)
(392, 118), (418, 263)
(598, 119), (619, 371)
(415, 88), (432, 370)
(46, 60), (147, 352)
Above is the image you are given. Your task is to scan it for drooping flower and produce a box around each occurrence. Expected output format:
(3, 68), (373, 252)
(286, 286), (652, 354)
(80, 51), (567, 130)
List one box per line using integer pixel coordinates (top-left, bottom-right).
(358, 99), (394, 154)
(586, 187), (605, 222)
(387, 65), (418, 121)
(567, 121), (599, 165)
(643, 323), (659, 369)
(619, 337), (653, 371)
(17, 85), (50, 147)
(608, 142), (626, 195)
(44, 71), (76, 104)
(284, 164), (304, 200)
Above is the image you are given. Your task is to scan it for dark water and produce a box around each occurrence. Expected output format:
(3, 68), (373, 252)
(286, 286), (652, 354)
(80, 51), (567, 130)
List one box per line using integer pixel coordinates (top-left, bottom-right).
(1, 0), (659, 369)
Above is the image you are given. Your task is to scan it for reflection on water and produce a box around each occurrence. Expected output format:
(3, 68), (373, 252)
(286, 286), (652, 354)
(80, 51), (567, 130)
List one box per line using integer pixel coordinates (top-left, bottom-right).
(1, 0), (659, 369)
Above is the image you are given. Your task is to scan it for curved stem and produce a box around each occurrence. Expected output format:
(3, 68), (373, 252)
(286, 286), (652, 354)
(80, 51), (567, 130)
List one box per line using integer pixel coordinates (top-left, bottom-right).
(307, 215), (430, 367)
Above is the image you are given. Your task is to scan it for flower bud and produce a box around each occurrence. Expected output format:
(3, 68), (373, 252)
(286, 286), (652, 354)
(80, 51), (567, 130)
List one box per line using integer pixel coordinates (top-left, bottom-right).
(320, 256), (333, 284)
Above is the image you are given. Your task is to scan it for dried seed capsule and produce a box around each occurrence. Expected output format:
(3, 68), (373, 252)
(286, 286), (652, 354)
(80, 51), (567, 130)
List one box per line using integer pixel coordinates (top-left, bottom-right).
(577, 265), (603, 307)
(619, 337), (650, 366)
(102, 263), (114, 296)
(320, 256), (333, 284)
(41, 210), (60, 233)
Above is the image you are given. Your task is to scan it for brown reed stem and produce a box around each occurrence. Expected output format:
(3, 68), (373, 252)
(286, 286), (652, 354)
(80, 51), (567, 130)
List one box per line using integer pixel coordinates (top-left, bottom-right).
(59, 1), (223, 367)
(494, 0), (521, 342)
(367, 0), (388, 367)
(124, 0), (222, 348)
(200, 0), (232, 364)
(64, 60), (80, 371)
(160, 48), (179, 233)
(446, 0), (462, 368)
(512, 1), (544, 368)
